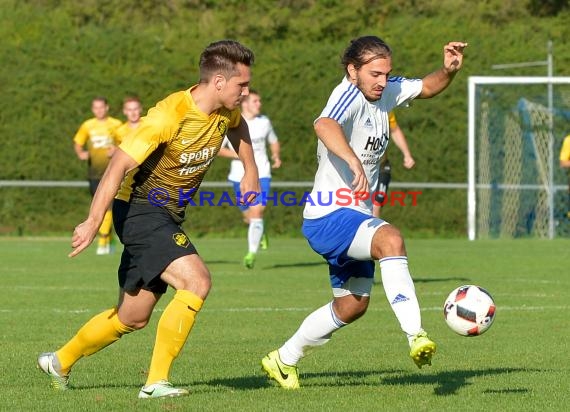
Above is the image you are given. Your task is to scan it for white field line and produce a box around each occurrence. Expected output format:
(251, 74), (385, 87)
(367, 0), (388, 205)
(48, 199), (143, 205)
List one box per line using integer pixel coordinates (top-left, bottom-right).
(0, 305), (568, 314)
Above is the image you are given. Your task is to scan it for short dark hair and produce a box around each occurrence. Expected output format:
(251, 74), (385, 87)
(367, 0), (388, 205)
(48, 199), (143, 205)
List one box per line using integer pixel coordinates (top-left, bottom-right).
(199, 40), (255, 82)
(92, 96), (108, 105)
(123, 95), (141, 106)
(341, 36), (392, 75)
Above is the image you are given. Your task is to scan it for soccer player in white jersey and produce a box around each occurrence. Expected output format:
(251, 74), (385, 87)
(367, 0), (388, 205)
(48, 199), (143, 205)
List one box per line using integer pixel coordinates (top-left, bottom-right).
(261, 36), (467, 389)
(219, 90), (281, 268)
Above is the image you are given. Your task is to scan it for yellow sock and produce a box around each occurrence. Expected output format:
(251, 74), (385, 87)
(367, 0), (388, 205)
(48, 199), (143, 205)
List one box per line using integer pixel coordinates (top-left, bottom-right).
(146, 290), (203, 385)
(99, 210), (113, 238)
(56, 308), (134, 374)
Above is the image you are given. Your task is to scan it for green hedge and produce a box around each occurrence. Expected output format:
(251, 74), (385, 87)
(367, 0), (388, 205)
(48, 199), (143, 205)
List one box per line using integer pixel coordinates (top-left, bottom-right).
(1, 0), (570, 236)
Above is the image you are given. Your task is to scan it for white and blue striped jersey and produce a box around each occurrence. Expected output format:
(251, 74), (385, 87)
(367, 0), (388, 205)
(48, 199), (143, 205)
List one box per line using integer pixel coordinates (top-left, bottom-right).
(224, 115), (278, 182)
(303, 76), (422, 219)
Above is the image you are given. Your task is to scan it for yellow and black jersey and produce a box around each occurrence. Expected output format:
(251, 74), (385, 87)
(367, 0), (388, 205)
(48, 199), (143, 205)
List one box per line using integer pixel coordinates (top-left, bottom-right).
(114, 121), (142, 146)
(388, 111), (398, 130)
(116, 86), (241, 222)
(73, 117), (122, 179)
(560, 135), (570, 163)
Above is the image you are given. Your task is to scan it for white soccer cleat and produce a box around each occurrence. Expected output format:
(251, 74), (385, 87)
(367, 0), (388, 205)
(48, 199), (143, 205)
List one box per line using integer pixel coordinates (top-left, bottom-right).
(96, 244), (110, 255)
(37, 352), (69, 390)
(138, 380), (189, 399)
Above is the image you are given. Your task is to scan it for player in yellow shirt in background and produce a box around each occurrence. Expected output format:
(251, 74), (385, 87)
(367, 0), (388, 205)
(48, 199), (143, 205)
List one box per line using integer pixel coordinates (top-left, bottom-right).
(73, 97), (122, 255)
(115, 96), (143, 145)
(559, 133), (570, 218)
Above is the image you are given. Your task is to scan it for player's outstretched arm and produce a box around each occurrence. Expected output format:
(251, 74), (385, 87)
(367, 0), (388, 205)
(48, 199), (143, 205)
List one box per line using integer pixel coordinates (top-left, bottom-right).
(74, 143), (89, 161)
(227, 116), (260, 204)
(390, 124), (415, 169)
(270, 142), (281, 169)
(314, 117), (368, 194)
(419, 41), (468, 99)
(69, 149), (138, 257)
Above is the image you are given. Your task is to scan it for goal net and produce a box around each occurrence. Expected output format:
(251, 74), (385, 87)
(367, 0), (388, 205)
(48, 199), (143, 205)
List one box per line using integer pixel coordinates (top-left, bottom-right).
(468, 76), (570, 239)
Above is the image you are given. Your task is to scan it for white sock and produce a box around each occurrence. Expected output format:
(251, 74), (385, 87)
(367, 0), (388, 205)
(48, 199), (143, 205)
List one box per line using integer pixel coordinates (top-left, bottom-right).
(278, 302), (346, 366)
(248, 218), (264, 253)
(379, 256), (423, 342)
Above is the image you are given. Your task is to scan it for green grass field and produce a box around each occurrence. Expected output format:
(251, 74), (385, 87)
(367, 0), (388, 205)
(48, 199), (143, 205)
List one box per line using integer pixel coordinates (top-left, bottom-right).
(1, 237), (569, 411)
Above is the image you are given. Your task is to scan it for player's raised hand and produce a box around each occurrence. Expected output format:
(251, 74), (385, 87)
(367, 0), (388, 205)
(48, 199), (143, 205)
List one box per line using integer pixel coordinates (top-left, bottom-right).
(443, 42), (468, 73)
(69, 218), (98, 257)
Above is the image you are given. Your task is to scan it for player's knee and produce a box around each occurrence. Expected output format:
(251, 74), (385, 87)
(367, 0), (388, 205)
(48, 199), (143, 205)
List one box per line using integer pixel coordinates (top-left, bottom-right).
(128, 319), (149, 330)
(178, 269), (212, 298)
(371, 224), (406, 259)
(334, 296), (369, 323)
(119, 315), (150, 330)
(345, 300), (369, 323)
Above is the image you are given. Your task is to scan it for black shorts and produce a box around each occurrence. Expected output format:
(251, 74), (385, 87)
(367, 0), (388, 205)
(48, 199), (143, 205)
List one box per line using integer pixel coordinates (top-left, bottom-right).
(113, 200), (197, 294)
(89, 179), (101, 197)
(374, 159), (392, 204)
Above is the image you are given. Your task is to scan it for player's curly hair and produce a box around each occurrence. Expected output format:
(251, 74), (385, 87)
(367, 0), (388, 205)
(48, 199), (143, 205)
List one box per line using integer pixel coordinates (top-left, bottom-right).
(341, 36), (391, 75)
(199, 40), (255, 82)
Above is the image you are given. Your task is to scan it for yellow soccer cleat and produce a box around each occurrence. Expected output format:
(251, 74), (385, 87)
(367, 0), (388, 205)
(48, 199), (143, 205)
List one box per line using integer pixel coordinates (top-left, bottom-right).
(260, 233), (269, 250)
(409, 331), (436, 369)
(261, 350), (300, 389)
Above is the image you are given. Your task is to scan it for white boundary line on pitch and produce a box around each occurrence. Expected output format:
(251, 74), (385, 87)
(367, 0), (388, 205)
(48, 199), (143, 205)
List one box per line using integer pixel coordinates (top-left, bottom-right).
(1, 305), (568, 314)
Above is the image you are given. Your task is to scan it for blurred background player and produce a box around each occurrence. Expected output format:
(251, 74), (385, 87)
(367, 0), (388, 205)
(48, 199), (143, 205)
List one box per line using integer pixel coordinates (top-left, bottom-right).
(218, 89), (281, 268)
(115, 96), (143, 145)
(559, 132), (570, 218)
(372, 111), (415, 218)
(73, 96), (122, 255)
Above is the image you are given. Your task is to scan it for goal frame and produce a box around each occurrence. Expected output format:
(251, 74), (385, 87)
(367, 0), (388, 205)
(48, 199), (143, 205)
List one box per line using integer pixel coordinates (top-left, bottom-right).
(467, 76), (570, 240)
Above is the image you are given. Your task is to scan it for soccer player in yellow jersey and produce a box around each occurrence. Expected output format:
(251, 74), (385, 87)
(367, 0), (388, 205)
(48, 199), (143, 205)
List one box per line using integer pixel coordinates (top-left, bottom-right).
(38, 40), (259, 399)
(115, 95), (143, 145)
(73, 97), (122, 255)
(559, 133), (570, 218)
(372, 111), (415, 217)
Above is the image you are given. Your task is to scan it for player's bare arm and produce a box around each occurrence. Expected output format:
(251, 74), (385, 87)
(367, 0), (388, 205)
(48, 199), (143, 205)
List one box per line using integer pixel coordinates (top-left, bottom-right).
(390, 125), (415, 169)
(314, 117), (369, 193)
(217, 145), (239, 159)
(69, 149), (138, 258)
(419, 41), (468, 99)
(270, 142), (281, 169)
(226, 116), (260, 203)
(74, 143), (89, 160)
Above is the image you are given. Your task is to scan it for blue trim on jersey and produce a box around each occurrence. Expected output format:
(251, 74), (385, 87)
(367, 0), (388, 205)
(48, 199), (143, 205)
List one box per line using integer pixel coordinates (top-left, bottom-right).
(327, 83), (358, 121)
(302, 208), (375, 288)
(230, 178), (271, 212)
(388, 76), (405, 83)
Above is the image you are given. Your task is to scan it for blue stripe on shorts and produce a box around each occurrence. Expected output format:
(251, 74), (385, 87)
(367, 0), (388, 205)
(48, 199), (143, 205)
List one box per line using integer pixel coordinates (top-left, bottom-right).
(302, 208), (375, 288)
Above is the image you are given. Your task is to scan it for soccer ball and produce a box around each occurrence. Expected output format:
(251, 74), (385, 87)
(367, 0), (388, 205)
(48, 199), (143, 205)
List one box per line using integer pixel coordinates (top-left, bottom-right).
(443, 285), (496, 336)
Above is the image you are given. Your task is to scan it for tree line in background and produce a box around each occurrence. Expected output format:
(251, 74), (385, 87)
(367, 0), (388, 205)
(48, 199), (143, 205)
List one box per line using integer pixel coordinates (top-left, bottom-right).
(1, 0), (569, 237)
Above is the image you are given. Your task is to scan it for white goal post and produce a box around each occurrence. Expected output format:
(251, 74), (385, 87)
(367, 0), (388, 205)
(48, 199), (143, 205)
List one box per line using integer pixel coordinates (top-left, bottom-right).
(468, 76), (570, 240)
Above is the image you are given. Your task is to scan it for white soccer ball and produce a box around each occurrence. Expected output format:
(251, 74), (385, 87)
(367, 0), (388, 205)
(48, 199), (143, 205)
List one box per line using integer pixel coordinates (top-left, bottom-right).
(443, 285), (496, 336)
